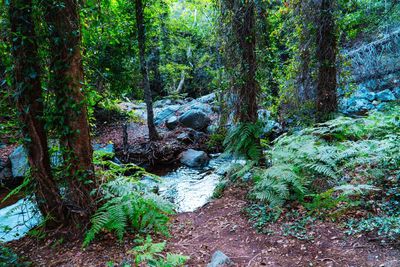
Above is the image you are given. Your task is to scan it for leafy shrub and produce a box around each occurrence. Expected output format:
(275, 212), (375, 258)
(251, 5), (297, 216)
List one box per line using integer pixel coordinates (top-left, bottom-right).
(244, 204), (281, 234)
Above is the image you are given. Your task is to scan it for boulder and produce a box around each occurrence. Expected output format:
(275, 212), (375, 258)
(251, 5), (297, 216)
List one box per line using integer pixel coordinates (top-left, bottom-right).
(207, 251), (233, 267)
(189, 101), (213, 114)
(393, 87), (400, 98)
(93, 143), (115, 154)
(154, 105), (181, 125)
(9, 146), (29, 178)
(166, 116), (179, 130)
(376, 89), (396, 101)
(354, 87), (376, 101)
(197, 93), (216, 103)
(180, 149), (210, 168)
(179, 110), (211, 131)
(340, 98), (374, 114)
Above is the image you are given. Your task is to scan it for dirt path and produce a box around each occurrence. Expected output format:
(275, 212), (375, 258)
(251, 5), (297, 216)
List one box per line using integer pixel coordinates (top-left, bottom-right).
(7, 186), (400, 266)
(167, 186), (400, 266)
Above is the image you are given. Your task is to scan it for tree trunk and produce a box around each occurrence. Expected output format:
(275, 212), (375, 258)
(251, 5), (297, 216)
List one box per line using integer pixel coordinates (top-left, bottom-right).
(45, 0), (96, 223)
(9, 0), (68, 226)
(316, 0), (338, 121)
(234, 0), (259, 123)
(135, 0), (159, 141)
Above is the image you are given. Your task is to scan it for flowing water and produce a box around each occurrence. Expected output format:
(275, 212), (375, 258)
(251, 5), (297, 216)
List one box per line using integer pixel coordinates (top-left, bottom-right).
(0, 155), (231, 242)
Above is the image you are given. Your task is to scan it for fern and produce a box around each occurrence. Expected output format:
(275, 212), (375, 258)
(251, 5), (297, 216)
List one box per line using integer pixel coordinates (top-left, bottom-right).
(223, 122), (263, 161)
(84, 177), (173, 247)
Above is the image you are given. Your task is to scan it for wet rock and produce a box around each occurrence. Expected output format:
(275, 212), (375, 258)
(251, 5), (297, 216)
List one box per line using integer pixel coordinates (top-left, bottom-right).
(180, 149), (210, 168)
(376, 89), (396, 101)
(9, 146), (29, 178)
(207, 251), (233, 267)
(166, 116), (179, 130)
(179, 110), (211, 131)
(154, 105), (181, 125)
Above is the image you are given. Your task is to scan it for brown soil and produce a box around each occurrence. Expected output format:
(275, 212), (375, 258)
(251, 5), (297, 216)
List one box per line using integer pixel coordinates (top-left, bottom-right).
(7, 186), (400, 267)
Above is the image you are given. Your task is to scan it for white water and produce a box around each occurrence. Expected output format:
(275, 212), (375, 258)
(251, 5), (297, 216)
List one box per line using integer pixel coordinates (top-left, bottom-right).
(0, 198), (41, 242)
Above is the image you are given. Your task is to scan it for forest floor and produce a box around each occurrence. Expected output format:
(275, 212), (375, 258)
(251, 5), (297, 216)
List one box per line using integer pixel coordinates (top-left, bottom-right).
(7, 185), (400, 267)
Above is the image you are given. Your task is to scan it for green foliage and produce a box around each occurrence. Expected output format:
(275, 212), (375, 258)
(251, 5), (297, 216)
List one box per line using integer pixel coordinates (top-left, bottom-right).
(212, 180), (228, 199)
(244, 204), (281, 234)
(346, 216), (400, 241)
(0, 246), (31, 267)
(129, 236), (189, 267)
(84, 156), (171, 246)
(282, 212), (315, 241)
(251, 107), (400, 209)
(223, 122), (263, 162)
(84, 177), (173, 246)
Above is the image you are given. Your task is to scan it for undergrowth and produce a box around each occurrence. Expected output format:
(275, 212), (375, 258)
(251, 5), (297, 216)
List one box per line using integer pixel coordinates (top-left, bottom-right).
(83, 151), (174, 246)
(237, 106), (400, 241)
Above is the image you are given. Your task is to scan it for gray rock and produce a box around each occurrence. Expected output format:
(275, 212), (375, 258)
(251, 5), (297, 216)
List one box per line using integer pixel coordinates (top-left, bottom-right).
(154, 105), (181, 125)
(197, 93), (216, 103)
(177, 132), (192, 142)
(363, 80), (378, 90)
(179, 110), (211, 131)
(154, 99), (172, 108)
(340, 98), (374, 114)
(180, 149), (210, 168)
(9, 146), (29, 178)
(93, 143), (115, 154)
(189, 101), (213, 114)
(377, 102), (388, 111)
(354, 87), (376, 101)
(393, 87), (400, 98)
(166, 116), (179, 130)
(376, 89), (396, 101)
(207, 251), (233, 267)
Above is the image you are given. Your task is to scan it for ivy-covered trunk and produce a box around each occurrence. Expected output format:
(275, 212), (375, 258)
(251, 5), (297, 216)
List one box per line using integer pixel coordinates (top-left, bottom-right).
(233, 0), (259, 123)
(44, 0), (96, 223)
(135, 0), (160, 141)
(316, 0), (338, 121)
(9, 0), (67, 226)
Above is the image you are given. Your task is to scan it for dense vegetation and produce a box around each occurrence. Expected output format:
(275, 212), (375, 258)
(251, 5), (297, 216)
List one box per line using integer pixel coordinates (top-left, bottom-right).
(0, 0), (400, 265)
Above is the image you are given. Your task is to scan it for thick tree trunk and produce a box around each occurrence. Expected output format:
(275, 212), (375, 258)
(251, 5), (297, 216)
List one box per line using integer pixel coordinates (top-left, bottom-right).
(316, 0), (338, 121)
(135, 0), (159, 141)
(234, 0), (259, 123)
(45, 0), (96, 223)
(9, 0), (67, 226)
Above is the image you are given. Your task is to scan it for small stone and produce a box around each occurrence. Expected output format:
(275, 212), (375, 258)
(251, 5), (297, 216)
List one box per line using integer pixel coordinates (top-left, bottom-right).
(207, 250), (233, 267)
(376, 89), (396, 101)
(166, 116), (179, 130)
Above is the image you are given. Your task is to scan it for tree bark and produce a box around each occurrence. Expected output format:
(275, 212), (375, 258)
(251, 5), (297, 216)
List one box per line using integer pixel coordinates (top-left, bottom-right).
(9, 0), (68, 226)
(135, 0), (159, 141)
(316, 0), (338, 121)
(44, 0), (96, 223)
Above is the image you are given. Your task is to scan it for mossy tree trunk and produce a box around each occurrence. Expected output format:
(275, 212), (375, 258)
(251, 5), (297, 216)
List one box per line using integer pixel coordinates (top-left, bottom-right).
(9, 0), (68, 226)
(316, 0), (338, 121)
(44, 0), (96, 224)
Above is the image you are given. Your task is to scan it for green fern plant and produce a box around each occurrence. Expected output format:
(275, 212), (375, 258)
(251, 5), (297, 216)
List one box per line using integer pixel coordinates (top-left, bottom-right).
(223, 122), (264, 162)
(129, 236), (189, 267)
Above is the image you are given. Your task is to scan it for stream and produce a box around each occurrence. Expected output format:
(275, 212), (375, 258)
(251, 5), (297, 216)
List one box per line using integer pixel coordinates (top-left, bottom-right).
(0, 155), (231, 242)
